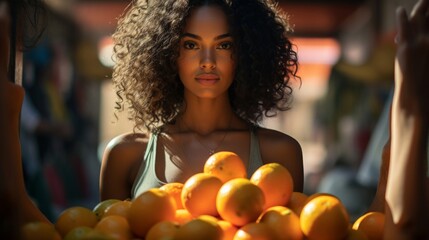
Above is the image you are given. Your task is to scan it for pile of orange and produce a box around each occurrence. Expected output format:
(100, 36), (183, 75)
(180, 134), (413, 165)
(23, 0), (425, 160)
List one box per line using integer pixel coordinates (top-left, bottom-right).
(20, 151), (385, 240)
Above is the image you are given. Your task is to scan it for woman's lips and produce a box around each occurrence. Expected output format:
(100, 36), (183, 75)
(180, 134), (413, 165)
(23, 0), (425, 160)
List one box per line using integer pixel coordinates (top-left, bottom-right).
(195, 73), (220, 85)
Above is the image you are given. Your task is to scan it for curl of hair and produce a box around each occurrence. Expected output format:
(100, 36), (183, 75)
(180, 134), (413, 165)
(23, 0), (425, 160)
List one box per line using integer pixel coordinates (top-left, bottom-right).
(112, 0), (299, 131)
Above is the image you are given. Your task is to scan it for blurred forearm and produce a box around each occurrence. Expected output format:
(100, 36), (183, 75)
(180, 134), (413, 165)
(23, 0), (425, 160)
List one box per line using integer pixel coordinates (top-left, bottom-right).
(385, 60), (429, 239)
(0, 85), (50, 225)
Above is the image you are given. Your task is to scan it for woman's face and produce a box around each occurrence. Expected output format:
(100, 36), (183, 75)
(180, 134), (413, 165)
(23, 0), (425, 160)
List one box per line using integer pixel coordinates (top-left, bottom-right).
(177, 5), (236, 100)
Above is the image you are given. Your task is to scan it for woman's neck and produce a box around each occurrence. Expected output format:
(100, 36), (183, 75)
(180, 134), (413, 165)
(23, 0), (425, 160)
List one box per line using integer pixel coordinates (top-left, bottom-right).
(179, 95), (235, 135)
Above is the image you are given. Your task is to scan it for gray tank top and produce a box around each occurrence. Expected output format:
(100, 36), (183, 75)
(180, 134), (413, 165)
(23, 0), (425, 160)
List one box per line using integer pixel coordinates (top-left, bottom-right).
(131, 128), (264, 199)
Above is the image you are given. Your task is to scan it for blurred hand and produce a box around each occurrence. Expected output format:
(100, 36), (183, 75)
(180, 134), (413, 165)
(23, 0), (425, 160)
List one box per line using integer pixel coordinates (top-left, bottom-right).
(395, 0), (429, 118)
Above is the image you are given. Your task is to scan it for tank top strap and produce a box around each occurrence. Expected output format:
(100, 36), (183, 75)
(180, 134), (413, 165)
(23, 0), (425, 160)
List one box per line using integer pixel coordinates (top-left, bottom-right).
(247, 125), (264, 176)
(131, 131), (158, 198)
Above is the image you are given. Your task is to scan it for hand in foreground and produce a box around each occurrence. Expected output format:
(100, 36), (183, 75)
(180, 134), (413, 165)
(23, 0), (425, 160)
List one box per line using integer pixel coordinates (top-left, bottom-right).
(395, 0), (429, 118)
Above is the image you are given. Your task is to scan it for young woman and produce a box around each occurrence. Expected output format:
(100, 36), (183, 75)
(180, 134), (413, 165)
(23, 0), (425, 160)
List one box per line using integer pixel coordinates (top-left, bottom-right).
(1, 0), (427, 238)
(0, 0), (303, 228)
(99, 0), (303, 201)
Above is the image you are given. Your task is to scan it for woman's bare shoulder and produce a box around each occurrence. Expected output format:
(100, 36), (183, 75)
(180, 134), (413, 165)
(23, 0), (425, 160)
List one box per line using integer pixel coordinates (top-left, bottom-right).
(257, 127), (304, 191)
(102, 131), (149, 169)
(257, 127), (302, 153)
(105, 132), (149, 149)
(100, 132), (150, 200)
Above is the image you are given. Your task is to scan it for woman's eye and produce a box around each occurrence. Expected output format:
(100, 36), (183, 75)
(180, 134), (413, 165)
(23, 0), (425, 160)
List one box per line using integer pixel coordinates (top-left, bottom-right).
(217, 42), (233, 50)
(184, 41), (198, 49)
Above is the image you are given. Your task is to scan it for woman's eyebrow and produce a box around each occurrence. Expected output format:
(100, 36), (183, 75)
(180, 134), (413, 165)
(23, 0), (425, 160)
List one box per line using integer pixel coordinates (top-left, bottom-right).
(214, 33), (232, 40)
(182, 32), (232, 40)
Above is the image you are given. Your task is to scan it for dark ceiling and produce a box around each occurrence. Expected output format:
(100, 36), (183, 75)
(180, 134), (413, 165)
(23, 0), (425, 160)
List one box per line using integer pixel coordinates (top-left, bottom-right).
(65, 0), (367, 37)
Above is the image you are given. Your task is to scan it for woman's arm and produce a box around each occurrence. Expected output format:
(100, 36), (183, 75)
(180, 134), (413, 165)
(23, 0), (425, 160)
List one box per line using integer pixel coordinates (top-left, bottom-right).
(385, 0), (429, 238)
(100, 132), (147, 201)
(0, 80), (50, 225)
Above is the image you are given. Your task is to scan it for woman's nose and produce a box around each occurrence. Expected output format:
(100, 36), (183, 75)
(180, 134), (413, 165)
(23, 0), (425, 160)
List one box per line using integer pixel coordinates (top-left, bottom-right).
(199, 48), (216, 70)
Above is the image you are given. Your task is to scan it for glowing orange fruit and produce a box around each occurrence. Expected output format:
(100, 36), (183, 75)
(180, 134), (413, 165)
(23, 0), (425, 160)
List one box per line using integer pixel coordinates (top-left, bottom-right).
(175, 208), (194, 225)
(160, 182), (185, 209)
(21, 222), (61, 240)
(250, 163), (294, 209)
(94, 215), (133, 240)
(93, 199), (121, 221)
(257, 206), (303, 240)
(286, 191), (308, 216)
(103, 200), (131, 219)
(146, 221), (180, 240)
(218, 220), (238, 240)
(352, 212), (385, 240)
(300, 195), (349, 240)
(128, 188), (176, 238)
(233, 222), (276, 240)
(204, 151), (247, 183)
(55, 206), (98, 237)
(175, 217), (223, 240)
(181, 173), (223, 217)
(216, 178), (265, 227)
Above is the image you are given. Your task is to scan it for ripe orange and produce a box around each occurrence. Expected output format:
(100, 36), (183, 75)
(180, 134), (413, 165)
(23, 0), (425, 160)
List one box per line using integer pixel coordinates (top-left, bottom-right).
(250, 163), (294, 209)
(233, 222), (276, 240)
(352, 212), (385, 240)
(199, 214), (221, 222)
(128, 188), (176, 238)
(55, 206), (98, 237)
(300, 195), (350, 240)
(286, 191), (308, 215)
(93, 199), (121, 221)
(174, 208), (193, 225)
(175, 208), (194, 225)
(80, 229), (114, 240)
(257, 206), (303, 240)
(218, 220), (238, 240)
(305, 192), (338, 203)
(160, 182), (185, 209)
(216, 178), (265, 227)
(181, 173), (223, 217)
(345, 229), (369, 240)
(63, 226), (92, 240)
(94, 215), (132, 240)
(146, 220), (180, 240)
(21, 221), (61, 240)
(204, 151), (247, 183)
(103, 200), (132, 219)
(175, 217), (223, 240)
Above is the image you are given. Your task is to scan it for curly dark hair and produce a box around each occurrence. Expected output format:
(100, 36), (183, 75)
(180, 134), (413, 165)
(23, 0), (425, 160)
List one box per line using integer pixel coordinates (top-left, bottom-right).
(112, 0), (299, 131)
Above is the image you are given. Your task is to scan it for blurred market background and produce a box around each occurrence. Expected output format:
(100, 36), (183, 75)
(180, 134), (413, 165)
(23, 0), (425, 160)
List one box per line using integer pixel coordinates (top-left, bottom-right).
(17, 0), (415, 222)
